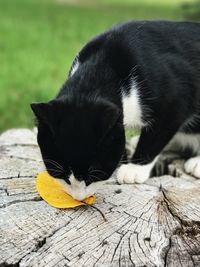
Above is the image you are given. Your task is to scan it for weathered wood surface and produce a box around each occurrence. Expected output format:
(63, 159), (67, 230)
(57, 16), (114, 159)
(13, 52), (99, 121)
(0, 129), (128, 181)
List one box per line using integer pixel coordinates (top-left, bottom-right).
(1, 129), (200, 267)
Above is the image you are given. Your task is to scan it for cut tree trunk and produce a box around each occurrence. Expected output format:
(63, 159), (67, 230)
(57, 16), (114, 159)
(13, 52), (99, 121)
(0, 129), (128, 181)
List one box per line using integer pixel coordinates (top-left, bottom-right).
(0, 129), (200, 267)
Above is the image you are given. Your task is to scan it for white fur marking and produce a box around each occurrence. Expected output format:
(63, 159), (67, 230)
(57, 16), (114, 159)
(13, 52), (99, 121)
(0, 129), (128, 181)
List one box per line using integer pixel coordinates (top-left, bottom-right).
(122, 81), (144, 129)
(117, 157), (157, 184)
(184, 156), (200, 178)
(70, 59), (80, 77)
(56, 174), (103, 201)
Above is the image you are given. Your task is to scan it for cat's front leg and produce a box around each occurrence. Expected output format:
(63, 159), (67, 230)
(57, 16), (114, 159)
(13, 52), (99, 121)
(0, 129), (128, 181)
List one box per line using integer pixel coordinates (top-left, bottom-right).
(117, 121), (183, 184)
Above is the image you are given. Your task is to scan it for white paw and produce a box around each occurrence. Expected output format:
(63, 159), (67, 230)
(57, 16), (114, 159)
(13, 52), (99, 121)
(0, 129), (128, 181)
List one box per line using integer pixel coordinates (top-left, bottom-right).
(184, 156), (200, 178)
(116, 163), (151, 184)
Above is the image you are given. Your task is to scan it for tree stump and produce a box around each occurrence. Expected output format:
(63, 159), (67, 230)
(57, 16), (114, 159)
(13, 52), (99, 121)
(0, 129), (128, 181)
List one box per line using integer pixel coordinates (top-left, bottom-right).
(1, 129), (200, 267)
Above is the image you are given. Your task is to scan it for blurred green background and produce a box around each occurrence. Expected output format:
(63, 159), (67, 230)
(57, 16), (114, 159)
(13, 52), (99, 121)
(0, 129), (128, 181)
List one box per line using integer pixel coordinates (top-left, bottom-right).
(0, 0), (199, 133)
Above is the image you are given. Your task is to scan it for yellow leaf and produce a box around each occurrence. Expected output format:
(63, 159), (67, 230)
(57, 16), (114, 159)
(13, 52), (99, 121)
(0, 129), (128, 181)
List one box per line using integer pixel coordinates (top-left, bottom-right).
(36, 171), (96, 208)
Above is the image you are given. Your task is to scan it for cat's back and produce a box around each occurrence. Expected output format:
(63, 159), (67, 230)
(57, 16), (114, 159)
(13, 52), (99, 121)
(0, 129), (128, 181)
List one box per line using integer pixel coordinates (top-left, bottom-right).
(113, 20), (200, 42)
(79, 20), (200, 67)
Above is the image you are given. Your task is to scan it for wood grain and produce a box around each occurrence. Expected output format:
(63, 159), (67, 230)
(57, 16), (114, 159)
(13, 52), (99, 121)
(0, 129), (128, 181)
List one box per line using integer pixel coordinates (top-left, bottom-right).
(0, 129), (200, 267)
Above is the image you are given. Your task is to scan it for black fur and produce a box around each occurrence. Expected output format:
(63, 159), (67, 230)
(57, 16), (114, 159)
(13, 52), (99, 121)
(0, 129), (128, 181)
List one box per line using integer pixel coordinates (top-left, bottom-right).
(31, 20), (200, 185)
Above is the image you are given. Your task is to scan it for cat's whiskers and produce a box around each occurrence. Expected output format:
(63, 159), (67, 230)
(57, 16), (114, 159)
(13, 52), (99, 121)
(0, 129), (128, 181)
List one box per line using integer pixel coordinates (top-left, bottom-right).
(46, 168), (65, 177)
(88, 174), (104, 182)
(46, 168), (64, 173)
(44, 159), (64, 171)
(44, 159), (65, 172)
(89, 169), (108, 177)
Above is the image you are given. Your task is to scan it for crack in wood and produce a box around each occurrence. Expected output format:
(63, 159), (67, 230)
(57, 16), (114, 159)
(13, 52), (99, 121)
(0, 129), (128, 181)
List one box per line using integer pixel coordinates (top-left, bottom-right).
(0, 175), (35, 180)
(163, 235), (172, 267)
(160, 188), (200, 266)
(2, 155), (42, 162)
(1, 197), (42, 208)
(162, 189), (200, 233)
(0, 144), (38, 148)
(0, 263), (19, 267)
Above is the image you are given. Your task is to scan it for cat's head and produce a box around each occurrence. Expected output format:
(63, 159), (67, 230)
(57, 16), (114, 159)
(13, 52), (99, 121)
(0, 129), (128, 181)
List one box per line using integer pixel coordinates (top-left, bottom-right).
(31, 97), (125, 200)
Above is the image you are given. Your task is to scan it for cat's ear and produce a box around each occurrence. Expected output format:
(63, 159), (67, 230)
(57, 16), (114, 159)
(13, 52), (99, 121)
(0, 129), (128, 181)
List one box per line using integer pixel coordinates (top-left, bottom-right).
(30, 102), (52, 122)
(31, 101), (58, 135)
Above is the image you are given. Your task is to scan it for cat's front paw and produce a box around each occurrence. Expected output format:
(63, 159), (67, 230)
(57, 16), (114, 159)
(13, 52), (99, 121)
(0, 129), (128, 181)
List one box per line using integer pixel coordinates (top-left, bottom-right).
(184, 156), (200, 178)
(116, 163), (151, 184)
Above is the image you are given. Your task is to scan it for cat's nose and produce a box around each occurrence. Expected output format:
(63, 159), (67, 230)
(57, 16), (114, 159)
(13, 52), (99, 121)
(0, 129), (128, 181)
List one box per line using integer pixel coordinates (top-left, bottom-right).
(71, 190), (87, 201)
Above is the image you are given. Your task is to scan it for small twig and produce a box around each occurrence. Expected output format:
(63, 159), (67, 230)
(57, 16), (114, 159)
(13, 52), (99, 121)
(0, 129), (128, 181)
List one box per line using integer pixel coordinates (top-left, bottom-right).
(90, 205), (107, 222)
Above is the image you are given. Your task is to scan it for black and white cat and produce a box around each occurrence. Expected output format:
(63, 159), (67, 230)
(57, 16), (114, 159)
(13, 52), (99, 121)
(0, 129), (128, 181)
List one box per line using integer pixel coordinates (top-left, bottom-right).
(31, 21), (200, 200)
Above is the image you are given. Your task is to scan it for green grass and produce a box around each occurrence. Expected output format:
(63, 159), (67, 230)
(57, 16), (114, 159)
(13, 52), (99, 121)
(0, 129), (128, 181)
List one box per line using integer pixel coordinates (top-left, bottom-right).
(0, 0), (191, 132)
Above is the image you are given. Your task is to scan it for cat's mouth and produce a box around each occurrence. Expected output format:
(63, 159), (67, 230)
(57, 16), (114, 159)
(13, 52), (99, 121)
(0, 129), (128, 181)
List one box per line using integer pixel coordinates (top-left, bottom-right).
(55, 175), (97, 201)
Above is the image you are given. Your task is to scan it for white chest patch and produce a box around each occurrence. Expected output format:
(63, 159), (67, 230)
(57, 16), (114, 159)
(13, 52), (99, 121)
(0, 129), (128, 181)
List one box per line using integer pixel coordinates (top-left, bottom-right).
(122, 81), (144, 129)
